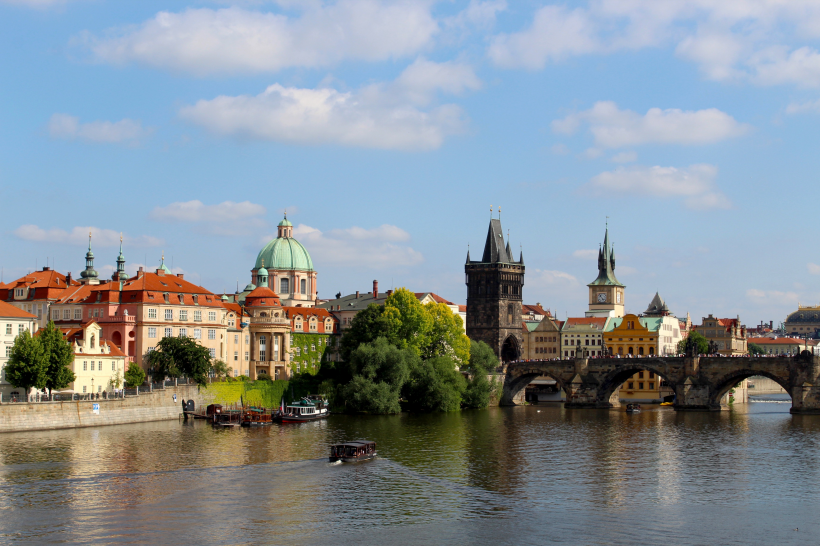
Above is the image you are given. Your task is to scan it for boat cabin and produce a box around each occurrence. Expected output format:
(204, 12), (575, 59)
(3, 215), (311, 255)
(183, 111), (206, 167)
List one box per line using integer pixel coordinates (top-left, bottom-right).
(329, 440), (376, 462)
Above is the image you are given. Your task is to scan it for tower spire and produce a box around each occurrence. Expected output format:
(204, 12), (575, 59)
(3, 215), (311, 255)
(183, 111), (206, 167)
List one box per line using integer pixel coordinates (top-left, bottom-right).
(80, 231), (99, 284)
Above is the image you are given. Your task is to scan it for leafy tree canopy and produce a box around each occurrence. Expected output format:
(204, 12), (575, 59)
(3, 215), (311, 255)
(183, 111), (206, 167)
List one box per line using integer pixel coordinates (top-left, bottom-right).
(340, 337), (415, 414)
(124, 362), (146, 388)
(748, 343), (765, 355)
(39, 321), (75, 395)
(402, 356), (465, 412)
(422, 302), (471, 367)
(382, 288), (432, 356)
(339, 303), (389, 364)
(461, 340), (499, 410)
(144, 336), (211, 386)
(211, 360), (232, 379)
(5, 330), (47, 396)
(677, 331), (710, 355)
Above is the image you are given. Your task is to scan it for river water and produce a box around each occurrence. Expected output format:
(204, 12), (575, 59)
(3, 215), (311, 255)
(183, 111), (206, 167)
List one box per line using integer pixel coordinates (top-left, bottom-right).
(1, 400), (818, 545)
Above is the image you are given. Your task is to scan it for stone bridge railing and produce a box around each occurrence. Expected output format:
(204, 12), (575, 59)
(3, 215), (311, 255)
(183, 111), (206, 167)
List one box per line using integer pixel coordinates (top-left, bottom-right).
(502, 353), (820, 414)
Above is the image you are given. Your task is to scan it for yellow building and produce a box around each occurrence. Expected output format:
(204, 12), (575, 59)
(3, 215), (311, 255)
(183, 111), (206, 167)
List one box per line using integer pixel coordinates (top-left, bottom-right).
(693, 314), (747, 355)
(605, 314), (659, 357)
(522, 316), (563, 359)
(65, 322), (127, 395)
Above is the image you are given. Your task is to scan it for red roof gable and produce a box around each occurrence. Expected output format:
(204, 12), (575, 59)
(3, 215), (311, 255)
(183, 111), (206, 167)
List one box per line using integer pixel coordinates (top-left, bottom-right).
(564, 317), (608, 328)
(0, 300), (37, 319)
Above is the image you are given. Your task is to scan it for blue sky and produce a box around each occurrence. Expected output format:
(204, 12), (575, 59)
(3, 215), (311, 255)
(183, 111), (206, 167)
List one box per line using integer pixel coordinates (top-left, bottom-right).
(2, 0), (820, 328)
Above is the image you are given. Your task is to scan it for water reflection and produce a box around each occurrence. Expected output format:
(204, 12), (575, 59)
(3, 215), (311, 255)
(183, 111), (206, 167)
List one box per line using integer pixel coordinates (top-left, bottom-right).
(0, 403), (818, 545)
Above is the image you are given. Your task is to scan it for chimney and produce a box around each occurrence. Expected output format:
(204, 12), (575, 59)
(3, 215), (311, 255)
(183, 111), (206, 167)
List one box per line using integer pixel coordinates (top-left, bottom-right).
(157, 268), (165, 276)
(42, 266), (50, 271)
(177, 273), (184, 280)
(373, 280), (379, 299)
(355, 291), (359, 299)
(387, 289), (393, 297)
(65, 272), (72, 285)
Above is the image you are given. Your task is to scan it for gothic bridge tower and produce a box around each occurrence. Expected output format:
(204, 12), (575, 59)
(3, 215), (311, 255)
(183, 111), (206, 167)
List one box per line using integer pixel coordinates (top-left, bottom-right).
(465, 211), (525, 362)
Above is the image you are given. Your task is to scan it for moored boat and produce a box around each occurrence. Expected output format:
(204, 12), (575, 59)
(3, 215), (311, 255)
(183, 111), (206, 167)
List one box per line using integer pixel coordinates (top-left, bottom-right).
(241, 406), (275, 426)
(625, 403), (642, 413)
(329, 441), (377, 463)
(280, 400), (324, 423)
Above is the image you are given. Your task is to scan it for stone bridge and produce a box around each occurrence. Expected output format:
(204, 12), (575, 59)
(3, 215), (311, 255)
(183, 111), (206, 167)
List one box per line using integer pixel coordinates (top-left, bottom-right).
(501, 353), (820, 414)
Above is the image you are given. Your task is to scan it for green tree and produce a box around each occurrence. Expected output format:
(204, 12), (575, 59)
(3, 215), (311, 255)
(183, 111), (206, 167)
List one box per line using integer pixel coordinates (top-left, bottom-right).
(5, 330), (47, 398)
(403, 355), (466, 412)
(39, 321), (75, 395)
(339, 303), (390, 364)
(677, 331), (710, 355)
(462, 340), (498, 409)
(143, 336), (212, 386)
(422, 302), (471, 367)
(340, 337), (414, 414)
(211, 360), (232, 379)
(382, 288), (432, 355)
(124, 362), (146, 388)
(748, 343), (765, 355)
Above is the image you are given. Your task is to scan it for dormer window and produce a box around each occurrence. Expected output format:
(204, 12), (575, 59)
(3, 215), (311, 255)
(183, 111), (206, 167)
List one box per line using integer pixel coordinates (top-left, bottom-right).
(164, 293), (170, 303)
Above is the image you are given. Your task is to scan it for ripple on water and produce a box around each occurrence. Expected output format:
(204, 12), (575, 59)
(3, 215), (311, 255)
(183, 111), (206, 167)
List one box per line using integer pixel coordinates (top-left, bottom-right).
(0, 403), (818, 545)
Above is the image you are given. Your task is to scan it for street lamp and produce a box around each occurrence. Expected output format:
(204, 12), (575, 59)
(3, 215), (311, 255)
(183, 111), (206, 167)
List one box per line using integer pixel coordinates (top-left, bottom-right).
(91, 378), (94, 399)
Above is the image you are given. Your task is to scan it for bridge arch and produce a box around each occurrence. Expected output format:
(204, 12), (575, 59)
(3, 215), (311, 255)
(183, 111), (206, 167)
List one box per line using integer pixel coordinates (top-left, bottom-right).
(595, 359), (678, 406)
(709, 369), (791, 407)
(502, 367), (567, 406)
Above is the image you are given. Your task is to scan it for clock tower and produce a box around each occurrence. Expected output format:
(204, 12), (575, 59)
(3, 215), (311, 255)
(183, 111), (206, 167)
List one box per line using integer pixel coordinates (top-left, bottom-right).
(585, 226), (625, 318)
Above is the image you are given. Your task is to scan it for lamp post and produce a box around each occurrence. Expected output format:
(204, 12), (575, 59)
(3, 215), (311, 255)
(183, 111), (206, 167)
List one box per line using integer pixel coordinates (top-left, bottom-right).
(91, 377), (94, 400)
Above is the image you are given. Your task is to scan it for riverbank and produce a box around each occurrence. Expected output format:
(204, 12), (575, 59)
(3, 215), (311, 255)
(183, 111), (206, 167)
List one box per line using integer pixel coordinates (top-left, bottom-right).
(0, 385), (202, 433)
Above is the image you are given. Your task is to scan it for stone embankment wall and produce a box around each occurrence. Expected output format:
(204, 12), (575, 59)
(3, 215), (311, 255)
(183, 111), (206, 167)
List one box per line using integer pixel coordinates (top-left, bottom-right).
(0, 385), (204, 434)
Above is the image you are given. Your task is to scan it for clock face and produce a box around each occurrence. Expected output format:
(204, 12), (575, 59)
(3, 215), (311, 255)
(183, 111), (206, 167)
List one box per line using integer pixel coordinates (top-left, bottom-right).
(597, 292), (607, 302)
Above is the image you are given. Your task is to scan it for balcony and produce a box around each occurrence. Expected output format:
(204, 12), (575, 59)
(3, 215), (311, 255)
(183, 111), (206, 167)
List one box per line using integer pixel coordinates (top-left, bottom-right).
(97, 315), (136, 323)
(251, 317), (290, 325)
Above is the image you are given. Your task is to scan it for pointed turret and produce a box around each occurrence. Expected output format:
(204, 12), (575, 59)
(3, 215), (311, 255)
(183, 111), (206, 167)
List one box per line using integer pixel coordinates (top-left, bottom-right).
(481, 218), (511, 263)
(80, 232), (99, 284)
(505, 240), (512, 262)
(588, 227), (623, 288)
(644, 292), (670, 316)
(519, 249), (524, 265)
(466, 248), (471, 264)
(112, 233), (129, 282)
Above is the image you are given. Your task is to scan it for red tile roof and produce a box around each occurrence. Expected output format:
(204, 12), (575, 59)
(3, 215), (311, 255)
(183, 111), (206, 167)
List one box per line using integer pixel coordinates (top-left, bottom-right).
(0, 300), (37, 319)
(244, 287), (282, 307)
(564, 317), (608, 328)
(749, 337), (817, 345)
(414, 292), (455, 305)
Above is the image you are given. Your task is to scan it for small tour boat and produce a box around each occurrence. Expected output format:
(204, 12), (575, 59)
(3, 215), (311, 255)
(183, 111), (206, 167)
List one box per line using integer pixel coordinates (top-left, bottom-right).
(625, 403), (642, 413)
(280, 400), (325, 423)
(304, 394), (330, 417)
(329, 441), (377, 463)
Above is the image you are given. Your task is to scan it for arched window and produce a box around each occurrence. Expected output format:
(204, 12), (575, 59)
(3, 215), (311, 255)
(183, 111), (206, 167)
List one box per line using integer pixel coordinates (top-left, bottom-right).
(638, 347), (644, 355)
(507, 304), (513, 324)
(649, 347), (654, 355)
(628, 347), (634, 355)
(90, 335), (96, 349)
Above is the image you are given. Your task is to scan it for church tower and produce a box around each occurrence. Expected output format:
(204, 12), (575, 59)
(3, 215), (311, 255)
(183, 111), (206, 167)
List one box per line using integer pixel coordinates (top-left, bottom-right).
(79, 232), (100, 285)
(465, 209), (525, 362)
(586, 226), (625, 318)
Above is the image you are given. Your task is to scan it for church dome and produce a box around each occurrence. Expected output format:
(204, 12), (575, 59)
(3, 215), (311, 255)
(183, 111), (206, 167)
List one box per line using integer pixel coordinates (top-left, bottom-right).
(255, 237), (314, 271)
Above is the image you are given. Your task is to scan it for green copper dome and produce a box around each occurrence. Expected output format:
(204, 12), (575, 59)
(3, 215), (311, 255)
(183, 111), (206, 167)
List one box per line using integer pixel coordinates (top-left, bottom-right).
(255, 237), (314, 272)
(278, 217), (293, 228)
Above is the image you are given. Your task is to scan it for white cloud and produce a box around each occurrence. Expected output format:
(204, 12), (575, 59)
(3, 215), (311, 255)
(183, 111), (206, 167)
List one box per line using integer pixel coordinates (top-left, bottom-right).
(13, 225), (163, 247)
(611, 151), (637, 163)
(48, 114), (152, 144)
(150, 200), (267, 236)
(786, 99), (820, 114)
(179, 59), (476, 150)
(808, 263), (820, 275)
(488, 1), (820, 88)
(746, 289), (799, 306)
(552, 101), (750, 149)
(279, 223), (423, 268)
(446, 0), (507, 31)
(488, 5), (599, 69)
(82, 3), (438, 76)
(586, 164), (732, 210)
(572, 249), (598, 260)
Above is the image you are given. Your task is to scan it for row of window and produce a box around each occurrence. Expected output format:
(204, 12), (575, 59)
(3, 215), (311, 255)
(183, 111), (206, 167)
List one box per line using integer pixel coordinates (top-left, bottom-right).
(534, 347), (558, 354)
(147, 327), (217, 339)
(82, 361), (118, 372)
(4, 324), (26, 335)
(534, 336), (558, 342)
(50, 307), (221, 322)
